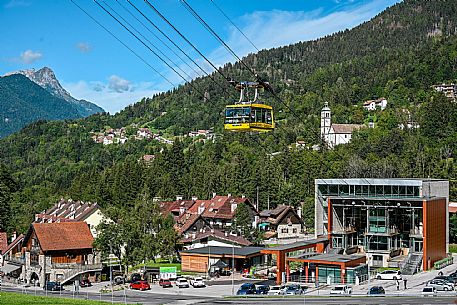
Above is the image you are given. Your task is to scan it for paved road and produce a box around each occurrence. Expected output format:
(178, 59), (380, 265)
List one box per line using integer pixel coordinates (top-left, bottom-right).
(200, 296), (457, 304)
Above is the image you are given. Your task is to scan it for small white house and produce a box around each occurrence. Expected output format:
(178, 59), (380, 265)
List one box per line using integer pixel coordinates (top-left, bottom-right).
(363, 98), (387, 111)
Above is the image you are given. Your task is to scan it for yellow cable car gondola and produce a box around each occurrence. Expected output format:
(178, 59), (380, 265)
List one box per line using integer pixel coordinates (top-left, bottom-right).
(224, 81), (274, 132)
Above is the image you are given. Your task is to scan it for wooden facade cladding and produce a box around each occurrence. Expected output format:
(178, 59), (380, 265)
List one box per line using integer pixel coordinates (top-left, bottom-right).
(423, 198), (447, 271)
(181, 254), (208, 273)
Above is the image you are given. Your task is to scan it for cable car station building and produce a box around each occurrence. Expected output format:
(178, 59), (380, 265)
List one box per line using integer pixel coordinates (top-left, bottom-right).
(315, 178), (449, 272)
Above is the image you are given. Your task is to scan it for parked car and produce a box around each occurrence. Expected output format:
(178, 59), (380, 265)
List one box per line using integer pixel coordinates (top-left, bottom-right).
(190, 277), (205, 288)
(367, 286), (385, 295)
(267, 285), (286, 296)
(422, 286), (437, 296)
(434, 275), (456, 285)
(449, 271), (457, 280)
(255, 285), (269, 295)
(426, 279), (454, 291)
(376, 270), (402, 280)
(237, 283), (256, 295)
(175, 278), (190, 288)
(330, 285), (352, 295)
(159, 278), (172, 288)
(285, 284), (302, 295)
(44, 281), (63, 291)
(79, 279), (92, 287)
(129, 280), (150, 291)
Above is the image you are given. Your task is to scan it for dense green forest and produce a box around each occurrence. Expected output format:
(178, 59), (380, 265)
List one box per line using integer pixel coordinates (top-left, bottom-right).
(0, 0), (456, 244)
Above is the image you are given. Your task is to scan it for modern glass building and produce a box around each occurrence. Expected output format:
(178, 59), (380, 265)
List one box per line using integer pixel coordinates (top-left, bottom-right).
(315, 178), (449, 272)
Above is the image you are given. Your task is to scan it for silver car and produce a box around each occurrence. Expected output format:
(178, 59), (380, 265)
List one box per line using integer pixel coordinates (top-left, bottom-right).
(426, 279), (454, 291)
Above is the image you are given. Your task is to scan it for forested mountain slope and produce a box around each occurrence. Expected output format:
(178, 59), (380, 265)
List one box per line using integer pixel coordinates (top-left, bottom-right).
(0, 74), (83, 137)
(0, 0), (456, 233)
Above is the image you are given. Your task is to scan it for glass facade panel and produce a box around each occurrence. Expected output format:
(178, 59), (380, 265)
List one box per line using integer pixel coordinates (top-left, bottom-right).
(340, 185), (349, 196)
(318, 182), (421, 198)
(318, 266), (341, 284)
(369, 209), (387, 233)
(369, 236), (388, 251)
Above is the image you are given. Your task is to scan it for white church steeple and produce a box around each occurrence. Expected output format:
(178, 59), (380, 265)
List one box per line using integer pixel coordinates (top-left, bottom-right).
(321, 102), (331, 139)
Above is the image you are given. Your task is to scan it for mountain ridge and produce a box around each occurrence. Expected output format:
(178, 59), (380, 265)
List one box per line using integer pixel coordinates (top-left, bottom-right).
(3, 67), (104, 117)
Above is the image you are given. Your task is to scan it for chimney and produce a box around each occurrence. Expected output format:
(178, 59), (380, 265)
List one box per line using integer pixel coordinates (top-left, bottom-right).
(241, 194), (245, 199)
(11, 231), (17, 242)
(176, 195), (183, 201)
(212, 192), (217, 198)
(227, 193), (231, 197)
(225, 231), (228, 237)
(191, 196), (198, 201)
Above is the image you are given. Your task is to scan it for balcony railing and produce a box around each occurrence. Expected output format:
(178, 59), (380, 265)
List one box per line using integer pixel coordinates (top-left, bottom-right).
(51, 262), (102, 270)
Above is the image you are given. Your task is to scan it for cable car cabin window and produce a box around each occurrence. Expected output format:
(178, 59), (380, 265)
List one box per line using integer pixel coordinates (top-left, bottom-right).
(225, 107), (250, 124)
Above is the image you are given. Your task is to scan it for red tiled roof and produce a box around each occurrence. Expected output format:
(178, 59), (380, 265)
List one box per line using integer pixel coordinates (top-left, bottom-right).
(32, 222), (94, 252)
(2, 234), (24, 255)
(450, 202), (457, 213)
(0, 232), (7, 254)
(35, 199), (101, 223)
(188, 196), (255, 220)
(181, 229), (252, 247)
(159, 200), (195, 216)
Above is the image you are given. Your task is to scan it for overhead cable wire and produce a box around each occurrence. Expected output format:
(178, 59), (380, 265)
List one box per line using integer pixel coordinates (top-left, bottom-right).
(69, 0), (176, 88)
(179, 0), (256, 76)
(180, 0), (303, 123)
(102, 0), (194, 83)
(94, 0), (204, 95)
(209, 0), (259, 52)
(115, 0), (202, 78)
(127, 0), (228, 92)
(142, 0), (232, 84)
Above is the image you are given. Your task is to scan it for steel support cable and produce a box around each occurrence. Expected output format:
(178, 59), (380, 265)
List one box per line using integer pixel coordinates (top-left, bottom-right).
(180, 0), (256, 76)
(179, 0), (303, 123)
(94, 0), (204, 96)
(127, 0), (228, 92)
(103, 0), (194, 83)
(115, 0), (202, 78)
(209, 0), (259, 52)
(69, 0), (176, 88)
(142, 0), (232, 84)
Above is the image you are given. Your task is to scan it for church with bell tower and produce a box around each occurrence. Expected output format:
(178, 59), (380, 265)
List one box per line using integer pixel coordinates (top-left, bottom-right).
(320, 102), (363, 148)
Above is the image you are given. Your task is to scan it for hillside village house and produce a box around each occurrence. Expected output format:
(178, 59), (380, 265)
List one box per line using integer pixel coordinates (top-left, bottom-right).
(21, 222), (101, 286)
(35, 199), (107, 238)
(320, 102), (363, 148)
(433, 83), (457, 101)
(0, 234), (24, 279)
(259, 205), (305, 239)
(362, 98), (388, 111)
(160, 195), (259, 248)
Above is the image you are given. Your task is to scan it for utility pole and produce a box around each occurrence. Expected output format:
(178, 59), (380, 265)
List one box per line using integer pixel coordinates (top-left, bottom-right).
(231, 244), (235, 296)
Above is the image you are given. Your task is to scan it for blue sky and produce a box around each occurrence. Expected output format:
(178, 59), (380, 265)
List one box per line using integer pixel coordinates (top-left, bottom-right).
(0, 0), (400, 113)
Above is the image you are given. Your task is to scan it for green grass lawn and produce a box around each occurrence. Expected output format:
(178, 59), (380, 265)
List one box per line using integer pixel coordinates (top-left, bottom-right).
(0, 292), (113, 305)
(449, 244), (457, 253)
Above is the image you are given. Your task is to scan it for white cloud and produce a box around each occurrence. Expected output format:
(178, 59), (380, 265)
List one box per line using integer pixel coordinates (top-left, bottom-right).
(19, 49), (42, 64)
(76, 42), (91, 53)
(207, 0), (400, 67)
(108, 75), (131, 93)
(4, 0), (31, 8)
(62, 79), (163, 114)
